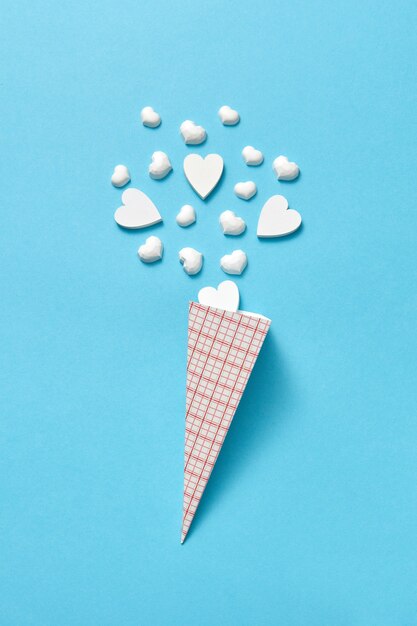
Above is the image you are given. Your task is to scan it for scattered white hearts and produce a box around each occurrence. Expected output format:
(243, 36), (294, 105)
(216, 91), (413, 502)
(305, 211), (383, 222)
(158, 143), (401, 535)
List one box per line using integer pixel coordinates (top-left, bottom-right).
(180, 120), (206, 145)
(242, 146), (263, 166)
(148, 151), (172, 180)
(114, 188), (162, 229)
(111, 164), (131, 188)
(113, 104), (306, 278)
(257, 194), (302, 238)
(176, 204), (196, 227)
(219, 210), (246, 236)
(273, 155), (300, 181)
(218, 105), (240, 126)
(138, 236), (163, 263)
(183, 153), (224, 199)
(220, 250), (248, 275)
(141, 106), (161, 128)
(179, 247), (203, 275)
(198, 280), (239, 312)
(234, 181), (257, 200)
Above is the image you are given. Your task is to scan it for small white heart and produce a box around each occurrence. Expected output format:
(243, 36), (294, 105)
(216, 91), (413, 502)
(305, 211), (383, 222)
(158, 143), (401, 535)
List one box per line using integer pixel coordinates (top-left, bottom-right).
(220, 250), (248, 275)
(138, 236), (163, 263)
(242, 146), (263, 166)
(141, 106), (161, 128)
(273, 155), (300, 180)
(180, 120), (206, 145)
(114, 188), (163, 229)
(179, 247), (203, 275)
(176, 204), (196, 227)
(111, 164), (130, 188)
(219, 210), (246, 236)
(257, 194), (302, 238)
(234, 181), (257, 200)
(198, 280), (239, 312)
(183, 154), (224, 199)
(218, 105), (240, 126)
(148, 151), (172, 180)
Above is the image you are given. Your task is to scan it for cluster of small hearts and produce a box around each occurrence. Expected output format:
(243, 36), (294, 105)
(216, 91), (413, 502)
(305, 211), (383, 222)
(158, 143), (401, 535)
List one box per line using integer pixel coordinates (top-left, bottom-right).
(112, 105), (302, 275)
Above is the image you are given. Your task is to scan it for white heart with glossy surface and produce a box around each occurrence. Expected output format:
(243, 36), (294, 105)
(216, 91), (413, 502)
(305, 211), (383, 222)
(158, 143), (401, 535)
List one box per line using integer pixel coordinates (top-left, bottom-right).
(111, 164), (130, 188)
(183, 154), (224, 199)
(179, 247), (203, 275)
(176, 204), (196, 227)
(148, 151), (172, 180)
(257, 194), (302, 237)
(218, 105), (240, 126)
(114, 188), (162, 229)
(273, 155), (300, 180)
(234, 180), (257, 200)
(141, 106), (161, 128)
(180, 120), (206, 145)
(242, 146), (263, 166)
(220, 250), (248, 275)
(198, 280), (239, 312)
(219, 210), (246, 235)
(138, 236), (163, 263)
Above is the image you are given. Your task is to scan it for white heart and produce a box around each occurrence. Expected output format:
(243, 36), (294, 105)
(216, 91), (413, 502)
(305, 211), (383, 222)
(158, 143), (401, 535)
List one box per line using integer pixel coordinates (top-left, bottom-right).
(242, 145), (263, 166)
(218, 105), (240, 126)
(141, 106), (161, 128)
(183, 154), (224, 199)
(114, 188), (163, 229)
(234, 181), (257, 200)
(111, 164), (130, 188)
(148, 151), (172, 180)
(219, 210), (246, 235)
(257, 195), (302, 237)
(198, 280), (239, 312)
(176, 204), (196, 227)
(138, 236), (163, 263)
(220, 250), (248, 275)
(179, 247), (203, 275)
(273, 155), (300, 180)
(180, 120), (206, 145)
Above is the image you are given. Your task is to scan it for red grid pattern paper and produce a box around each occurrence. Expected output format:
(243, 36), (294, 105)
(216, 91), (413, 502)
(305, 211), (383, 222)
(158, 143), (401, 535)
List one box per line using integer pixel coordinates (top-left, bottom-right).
(181, 302), (271, 543)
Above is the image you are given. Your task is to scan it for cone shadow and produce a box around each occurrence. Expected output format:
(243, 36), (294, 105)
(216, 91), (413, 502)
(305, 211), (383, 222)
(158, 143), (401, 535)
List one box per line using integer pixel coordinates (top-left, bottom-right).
(185, 330), (293, 541)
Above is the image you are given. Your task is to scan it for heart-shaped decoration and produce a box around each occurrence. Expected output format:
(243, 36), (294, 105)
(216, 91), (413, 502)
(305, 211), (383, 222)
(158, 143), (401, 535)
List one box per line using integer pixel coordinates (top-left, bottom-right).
(179, 247), (203, 275)
(111, 164), (130, 188)
(272, 155), (299, 180)
(219, 210), (246, 235)
(114, 188), (162, 229)
(218, 105), (240, 126)
(234, 180), (257, 200)
(183, 154), (224, 199)
(148, 151), (172, 180)
(138, 236), (163, 263)
(220, 250), (248, 275)
(242, 145), (263, 166)
(140, 106), (161, 128)
(180, 120), (206, 145)
(257, 195), (301, 237)
(198, 280), (239, 312)
(176, 204), (196, 227)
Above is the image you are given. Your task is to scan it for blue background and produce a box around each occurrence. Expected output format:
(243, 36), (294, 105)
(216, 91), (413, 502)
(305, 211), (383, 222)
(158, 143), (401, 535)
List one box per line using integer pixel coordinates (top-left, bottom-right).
(1, 0), (416, 624)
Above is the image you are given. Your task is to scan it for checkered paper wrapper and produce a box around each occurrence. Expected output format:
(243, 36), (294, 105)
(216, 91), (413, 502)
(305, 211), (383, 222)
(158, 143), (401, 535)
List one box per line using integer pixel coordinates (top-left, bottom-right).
(181, 301), (271, 543)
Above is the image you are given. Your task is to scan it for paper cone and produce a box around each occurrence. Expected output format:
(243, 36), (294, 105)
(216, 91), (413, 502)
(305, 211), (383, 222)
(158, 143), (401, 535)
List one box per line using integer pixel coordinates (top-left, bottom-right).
(181, 302), (271, 543)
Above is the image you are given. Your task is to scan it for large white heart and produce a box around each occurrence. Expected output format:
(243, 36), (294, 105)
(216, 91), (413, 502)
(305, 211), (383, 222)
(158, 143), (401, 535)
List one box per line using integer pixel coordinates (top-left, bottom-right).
(257, 195), (302, 238)
(183, 154), (224, 199)
(114, 188), (162, 229)
(198, 280), (239, 312)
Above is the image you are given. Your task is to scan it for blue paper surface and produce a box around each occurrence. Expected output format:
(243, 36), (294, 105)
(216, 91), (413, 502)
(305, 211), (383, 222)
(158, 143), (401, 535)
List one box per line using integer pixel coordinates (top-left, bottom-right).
(1, 0), (417, 624)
